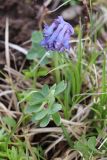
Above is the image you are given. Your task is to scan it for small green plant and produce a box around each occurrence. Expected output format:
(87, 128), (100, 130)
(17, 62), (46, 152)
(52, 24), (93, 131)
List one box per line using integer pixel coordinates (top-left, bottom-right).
(0, 126), (44, 160)
(74, 136), (103, 159)
(25, 81), (67, 127)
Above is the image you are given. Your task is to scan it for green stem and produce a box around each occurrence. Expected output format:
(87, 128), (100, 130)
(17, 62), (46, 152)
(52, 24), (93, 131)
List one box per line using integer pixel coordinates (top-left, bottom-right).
(53, 53), (60, 83)
(61, 123), (73, 148)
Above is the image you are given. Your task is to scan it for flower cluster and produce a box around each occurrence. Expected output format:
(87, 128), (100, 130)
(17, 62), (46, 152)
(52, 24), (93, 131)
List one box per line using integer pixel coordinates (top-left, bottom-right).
(40, 16), (74, 52)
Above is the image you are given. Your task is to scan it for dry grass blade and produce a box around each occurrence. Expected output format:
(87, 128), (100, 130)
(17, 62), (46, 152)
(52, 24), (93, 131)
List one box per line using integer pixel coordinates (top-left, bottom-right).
(44, 0), (53, 7)
(48, 0), (72, 13)
(0, 102), (16, 118)
(71, 102), (94, 122)
(0, 90), (13, 97)
(29, 127), (62, 135)
(51, 0), (61, 10)
(45, 135), (64, 155)
(0, 40), (28, 55)
(4, 65), (24, 79)
(5, 17), (10, 68)
(91, 6), (107, 36)
(61, 118), (84, 126)
(17, 127), (62, 137)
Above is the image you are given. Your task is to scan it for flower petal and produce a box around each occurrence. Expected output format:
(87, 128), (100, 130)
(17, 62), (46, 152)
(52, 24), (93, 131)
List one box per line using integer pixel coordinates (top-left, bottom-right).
(40, 16), (74, 53)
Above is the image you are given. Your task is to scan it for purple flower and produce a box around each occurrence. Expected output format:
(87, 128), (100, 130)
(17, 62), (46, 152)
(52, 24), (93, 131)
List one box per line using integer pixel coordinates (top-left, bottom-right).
(40, 16), (74, 52)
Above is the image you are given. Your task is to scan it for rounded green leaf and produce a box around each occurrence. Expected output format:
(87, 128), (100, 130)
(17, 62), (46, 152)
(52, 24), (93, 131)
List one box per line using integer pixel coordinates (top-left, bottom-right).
(32, 109), (48, 121)
(55, 81), (67, 96)
(41, 84), (49, 97)
(40, 115), (50, 127)
(87, 136), (96, 151)
(29, 92), (45, 105)
(52, 112), (61, 126)
(25, 104), (42, 113)
(31, 31), (43, 43)
(3, 117), (16, 128)
(26, 44), (46, 60)
(49, 103), (62, 114)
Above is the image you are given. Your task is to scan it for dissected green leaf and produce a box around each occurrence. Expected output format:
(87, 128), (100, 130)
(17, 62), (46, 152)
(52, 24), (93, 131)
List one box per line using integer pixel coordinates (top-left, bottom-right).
(37, 68), (48, 77)
(32, 109), (48, 121)
(52, 112), (61, 126)
(26, 44), (46, 60)
(25, 104), (42, 113)
(74, 140), (90, 159)
(3, 117), (16, 128)
(40, 115), (50, 127)
(31, 31), (43, 43)
(47, 92), (55, 106)
(55, 81), (67, 96)
(87, 136), (96, 151)
(29, 92), (45, 105)
(41, 84), (49, 97)
(49, 103), (62, 114)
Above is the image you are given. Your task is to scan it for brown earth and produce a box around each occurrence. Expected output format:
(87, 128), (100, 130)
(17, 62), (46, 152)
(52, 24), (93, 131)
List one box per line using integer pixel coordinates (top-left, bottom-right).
(0, 0), (48, 68)
(0, 0), (44, 43)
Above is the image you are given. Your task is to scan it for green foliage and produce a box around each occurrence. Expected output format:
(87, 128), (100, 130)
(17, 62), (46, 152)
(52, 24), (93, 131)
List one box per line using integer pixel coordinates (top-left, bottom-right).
(61, 124), (73, 148)
(26, 31), (48, 65)
(3, 117), (16, 128)
(0, 127), (44, 160)
(16, 24), (107, 159)
(74, 136), (101, 159)
(25, 81), (67, 127)
(100, 55), (107, 106)
(7, 146), (26, 160)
